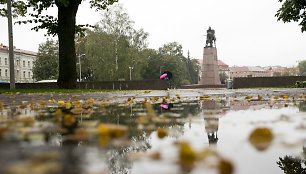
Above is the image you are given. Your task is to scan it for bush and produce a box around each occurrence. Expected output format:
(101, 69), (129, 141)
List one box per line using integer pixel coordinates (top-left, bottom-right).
(295, 81), (306, 88)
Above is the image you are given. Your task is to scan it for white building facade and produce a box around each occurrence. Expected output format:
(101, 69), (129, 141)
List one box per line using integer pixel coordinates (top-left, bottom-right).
(0, 43), (36, 83)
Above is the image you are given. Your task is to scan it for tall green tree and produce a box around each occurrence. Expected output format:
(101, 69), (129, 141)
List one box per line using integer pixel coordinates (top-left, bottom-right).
(219, 72), (228, 84)
(99, 4), (148, 80)
(142, 49), (163, 80)
(85, 29), (117, 81)
(142, 42), (200, 87)
(81, 4), (148, 81)
(298, 60), (306, 75)
(276, 0), (306, 32)
(186, 51), (201, 84)
(0, 0), (118, 88)
(33, 39), (59, 81)
(158, 42), (189, 87)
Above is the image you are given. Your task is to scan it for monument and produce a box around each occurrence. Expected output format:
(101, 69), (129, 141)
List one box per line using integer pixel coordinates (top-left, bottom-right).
(198, 27), (221, 85)
(181, 26), (225, 89)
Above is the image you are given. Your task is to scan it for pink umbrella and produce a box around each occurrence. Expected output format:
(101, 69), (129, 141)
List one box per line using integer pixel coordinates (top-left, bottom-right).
(160, 73), (167, 79)
(160, 104), (168, 109)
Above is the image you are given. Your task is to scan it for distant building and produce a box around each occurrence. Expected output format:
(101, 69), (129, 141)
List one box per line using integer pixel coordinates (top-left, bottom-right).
(0, 43), (37, 83)
(265, 66), (298, 76)
(229, 66), (270, 79)
(198, 59), (230, 81)
(218, 60), (230, 76)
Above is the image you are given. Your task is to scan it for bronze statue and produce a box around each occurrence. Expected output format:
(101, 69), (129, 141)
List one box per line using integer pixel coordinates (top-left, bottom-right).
(206, 27), (216, 47)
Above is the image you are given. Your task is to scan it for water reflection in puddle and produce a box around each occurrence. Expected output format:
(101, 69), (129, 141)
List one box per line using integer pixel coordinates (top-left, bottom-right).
(0, 98), (305, 174)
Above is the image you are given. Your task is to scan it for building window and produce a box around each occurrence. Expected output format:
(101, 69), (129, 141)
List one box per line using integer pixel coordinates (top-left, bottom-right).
(28, 72), (30, 78)
(0, 57), (1, 65)
(23, 71), (26, 78)
(5, 69), (8, 77)
(23, 60), (25, 67)
(5, 58), (7, 65)
(0, 69), (1, 77)
(28, 61), (30, 67)
(16, 60), (19, 66)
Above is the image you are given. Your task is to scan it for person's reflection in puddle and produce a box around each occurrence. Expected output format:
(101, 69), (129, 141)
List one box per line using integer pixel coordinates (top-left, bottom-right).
(160, 103), (174, 110)
(203, 100), (221, 146)
(299, 101), (306, 112)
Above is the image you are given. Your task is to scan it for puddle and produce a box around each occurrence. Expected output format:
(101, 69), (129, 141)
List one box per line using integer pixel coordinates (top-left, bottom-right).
(0, 96), (305, 174)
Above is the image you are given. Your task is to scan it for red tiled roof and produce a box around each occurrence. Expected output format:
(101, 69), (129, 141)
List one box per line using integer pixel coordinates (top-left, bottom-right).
(267, 68), (297, 73)
(218, 60), (229, 69)
(198, 59), (229, 69)
(229, 66), (267, 72)
(0, 43), (37, 56)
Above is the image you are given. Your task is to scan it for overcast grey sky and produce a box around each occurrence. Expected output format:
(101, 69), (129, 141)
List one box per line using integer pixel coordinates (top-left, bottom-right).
(0, 0), (305, 67)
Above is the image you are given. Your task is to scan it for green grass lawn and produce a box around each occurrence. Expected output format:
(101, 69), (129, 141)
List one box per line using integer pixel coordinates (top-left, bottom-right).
(0, 89), (118, 94)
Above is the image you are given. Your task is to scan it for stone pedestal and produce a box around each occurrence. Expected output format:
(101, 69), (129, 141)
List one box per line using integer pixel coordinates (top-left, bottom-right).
(199, 47), (221, 85)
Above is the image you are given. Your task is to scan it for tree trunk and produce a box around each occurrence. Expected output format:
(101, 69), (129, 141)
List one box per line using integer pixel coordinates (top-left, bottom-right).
(56, 1), (81, 89)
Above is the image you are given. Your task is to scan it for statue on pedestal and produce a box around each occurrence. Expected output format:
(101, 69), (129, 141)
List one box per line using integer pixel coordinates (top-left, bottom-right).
(205, 27), (216, 47)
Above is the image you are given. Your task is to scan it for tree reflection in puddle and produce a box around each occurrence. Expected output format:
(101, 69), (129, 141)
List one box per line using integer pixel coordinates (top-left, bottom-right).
(277, 146), (306, 174)
(0, 99), (305, 174)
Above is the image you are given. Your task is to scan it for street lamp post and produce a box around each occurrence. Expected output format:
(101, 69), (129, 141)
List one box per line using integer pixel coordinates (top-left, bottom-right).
(129, 67), (133, 80)
(78, 54), (85, 82)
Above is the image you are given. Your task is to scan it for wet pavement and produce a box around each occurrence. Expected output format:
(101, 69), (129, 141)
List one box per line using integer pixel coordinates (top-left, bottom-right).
(0, 88), (305, 174)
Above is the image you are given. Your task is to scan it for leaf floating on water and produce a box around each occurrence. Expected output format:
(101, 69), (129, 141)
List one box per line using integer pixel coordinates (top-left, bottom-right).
(98, 124), (110, 146)
(0, 126), (9, 138)
(149, 151), (161, 160)
(178, 141), (196, 166)
(70, 107), (85, 115)
(72, 101), (82, 107)
(154, 96), (159, 101)
(57, 101), (65, 104)
(248, 127), (273, 151)
(98, 124), (128, 146)
(66, 128), (89, 141)
(137, 116), (148, 124)
(87, 98), (94, 103)
(15, 117), (35, 127)
(19, 105), (26, 109)
(157, 127), (167, 139)
(218, 158), (234, 174)
(280, 95), (289, 99)
(127, 97), (133, 104)
(142, 98), (148, 104)
(63, 114), (76, 128)
(245, 96), (253, 100)
(55, 109), (62, 117)
(98, 124), (128, 138)
(65, 102), (71, 110)
(257, 95), (262, 100)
